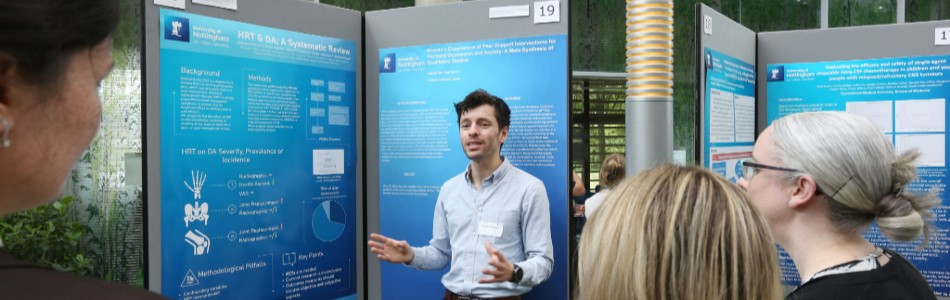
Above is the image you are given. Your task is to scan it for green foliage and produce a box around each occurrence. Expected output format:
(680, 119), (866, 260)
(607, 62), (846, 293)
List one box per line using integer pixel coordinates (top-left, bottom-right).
(830, 0), (896, 27)
(906, 0), (950, 22)
(113, 0), (143, 70)
(84, 192), (141, 283)
(571, 0), (626, 72)
(0, 196), (95, 276)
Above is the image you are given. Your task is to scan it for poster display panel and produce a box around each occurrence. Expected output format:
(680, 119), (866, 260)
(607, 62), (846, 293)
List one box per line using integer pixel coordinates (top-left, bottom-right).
(158, 9), (357, 300)
(766, 55), (950, 294)
(377, 34), (569, 299)
(703, 47), (756, 182)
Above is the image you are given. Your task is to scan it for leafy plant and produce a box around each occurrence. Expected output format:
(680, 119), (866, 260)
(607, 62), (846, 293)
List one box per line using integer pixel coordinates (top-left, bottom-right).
(0, 196), (96, 276)
(84, 191), (142, 284)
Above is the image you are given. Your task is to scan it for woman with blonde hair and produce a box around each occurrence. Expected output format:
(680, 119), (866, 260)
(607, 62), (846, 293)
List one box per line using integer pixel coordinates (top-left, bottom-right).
(578, 165), (783, 300)
(581, 154), (625, 219)
(738, 111), (937, 299)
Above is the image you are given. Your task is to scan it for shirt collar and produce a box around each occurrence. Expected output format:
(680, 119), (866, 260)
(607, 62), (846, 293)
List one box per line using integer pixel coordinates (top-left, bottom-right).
(465, 156), (512, 185)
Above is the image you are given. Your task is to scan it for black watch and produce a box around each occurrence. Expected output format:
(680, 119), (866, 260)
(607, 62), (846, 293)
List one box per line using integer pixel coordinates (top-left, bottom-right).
(508, 264), (523, 283)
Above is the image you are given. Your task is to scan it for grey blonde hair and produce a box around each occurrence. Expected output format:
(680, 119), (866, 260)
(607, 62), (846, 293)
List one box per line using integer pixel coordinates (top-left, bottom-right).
(577, 165), (782, 300)
(770, 111), (939, 243)
(599, 154), (626, 189)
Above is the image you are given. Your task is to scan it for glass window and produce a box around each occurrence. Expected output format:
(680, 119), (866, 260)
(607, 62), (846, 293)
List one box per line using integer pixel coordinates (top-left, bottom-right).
(830, 0), (898, 27)
(906, 0), (950, 22)
(571, 78), (625, 188)
(571, 0), (626, 72)
(64, 0), (145, 286)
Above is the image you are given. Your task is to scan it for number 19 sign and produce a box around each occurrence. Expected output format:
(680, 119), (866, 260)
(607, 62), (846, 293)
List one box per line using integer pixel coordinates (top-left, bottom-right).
(534, 1), (560, 24)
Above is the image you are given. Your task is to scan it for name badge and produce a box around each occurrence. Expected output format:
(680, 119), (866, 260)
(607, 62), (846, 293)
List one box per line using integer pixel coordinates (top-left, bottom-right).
(477, 221), (504, 237)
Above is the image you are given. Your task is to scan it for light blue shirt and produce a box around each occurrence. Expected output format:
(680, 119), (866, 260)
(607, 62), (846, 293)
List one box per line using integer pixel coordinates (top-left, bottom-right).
(408, 158), (554, 297)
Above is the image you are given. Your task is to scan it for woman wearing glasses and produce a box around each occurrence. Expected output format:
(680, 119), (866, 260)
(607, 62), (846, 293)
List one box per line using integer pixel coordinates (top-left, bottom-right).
(737, 111), (937, 300)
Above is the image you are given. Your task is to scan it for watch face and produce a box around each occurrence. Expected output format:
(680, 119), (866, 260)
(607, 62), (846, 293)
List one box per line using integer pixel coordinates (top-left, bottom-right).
(510, 265), (523, 283)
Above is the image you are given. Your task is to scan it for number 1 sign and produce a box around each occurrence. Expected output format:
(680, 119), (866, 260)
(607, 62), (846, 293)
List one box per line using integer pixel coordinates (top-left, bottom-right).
(937, 27), (950, 46)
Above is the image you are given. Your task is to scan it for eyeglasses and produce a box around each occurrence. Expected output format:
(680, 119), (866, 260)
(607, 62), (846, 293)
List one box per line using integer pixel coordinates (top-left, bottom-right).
(740, 159), (853, 200)
(740, 158), (803, 182)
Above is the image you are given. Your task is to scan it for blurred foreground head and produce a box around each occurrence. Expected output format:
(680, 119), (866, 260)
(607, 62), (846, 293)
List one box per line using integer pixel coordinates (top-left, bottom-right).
(578, 165), (782, 300)
(0, 0), (118, 214)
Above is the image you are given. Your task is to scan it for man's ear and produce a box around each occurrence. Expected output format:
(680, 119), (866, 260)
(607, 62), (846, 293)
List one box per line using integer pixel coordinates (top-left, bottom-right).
(788, 174), (820, 208)
(499, 126), (509, 144)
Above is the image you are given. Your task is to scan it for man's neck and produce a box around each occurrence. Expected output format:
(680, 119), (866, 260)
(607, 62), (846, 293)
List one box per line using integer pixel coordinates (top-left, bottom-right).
(469, 156), (504, 189)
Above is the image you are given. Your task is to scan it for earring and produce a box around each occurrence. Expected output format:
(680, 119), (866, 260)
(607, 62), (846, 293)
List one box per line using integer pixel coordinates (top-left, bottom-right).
(0, 116), (10, 148)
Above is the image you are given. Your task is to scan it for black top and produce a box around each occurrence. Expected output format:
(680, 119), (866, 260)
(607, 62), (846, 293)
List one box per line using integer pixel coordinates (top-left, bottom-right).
(787, 248), (936, 300)
(0, 249), (167, 299)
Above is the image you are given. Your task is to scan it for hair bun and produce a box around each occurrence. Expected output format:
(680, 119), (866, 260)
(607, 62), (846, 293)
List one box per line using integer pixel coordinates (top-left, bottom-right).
(875, 193), (925, 242)
(875, 193), (911, 217)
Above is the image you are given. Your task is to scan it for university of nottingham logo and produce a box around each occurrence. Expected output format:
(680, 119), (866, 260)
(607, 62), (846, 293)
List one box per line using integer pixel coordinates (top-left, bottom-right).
(164, 16), (190, 42)
(380, 53), (396, 73)
(767, 66), (785, 82)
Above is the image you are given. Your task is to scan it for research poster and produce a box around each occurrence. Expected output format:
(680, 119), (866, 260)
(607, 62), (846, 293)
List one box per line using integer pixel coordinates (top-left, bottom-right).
(377, 34), (569, 299)
(703, 48), (756, 182)
(767, 55), (950, 294)
(158, 10), (357, 300)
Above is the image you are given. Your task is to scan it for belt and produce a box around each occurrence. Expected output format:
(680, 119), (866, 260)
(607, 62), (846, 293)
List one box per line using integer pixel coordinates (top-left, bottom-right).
(444, 289), (521, 300)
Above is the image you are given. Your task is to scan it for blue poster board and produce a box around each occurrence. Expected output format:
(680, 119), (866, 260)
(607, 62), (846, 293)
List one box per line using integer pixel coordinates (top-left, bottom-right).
(377, 34), (569, 299)
(703, 48), (756, 182)
(766, 55), (950, 294)
(158, 9), (357, 300)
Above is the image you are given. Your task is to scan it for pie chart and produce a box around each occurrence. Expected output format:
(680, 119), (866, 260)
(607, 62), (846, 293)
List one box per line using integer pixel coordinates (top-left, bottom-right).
(312, 200), (345, 242)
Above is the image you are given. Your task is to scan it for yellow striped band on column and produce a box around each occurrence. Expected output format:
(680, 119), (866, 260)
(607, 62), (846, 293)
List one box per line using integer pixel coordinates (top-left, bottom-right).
(626, 0), (673, 101)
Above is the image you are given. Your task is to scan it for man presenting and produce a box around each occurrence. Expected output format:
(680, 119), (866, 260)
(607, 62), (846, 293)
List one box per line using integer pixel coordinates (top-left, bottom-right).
(369, 89), (554, 299)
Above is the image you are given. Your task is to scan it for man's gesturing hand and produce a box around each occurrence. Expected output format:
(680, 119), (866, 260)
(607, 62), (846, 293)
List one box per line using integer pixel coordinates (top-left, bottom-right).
(479, 241), (514, 283)
(368, 233), (414, 264)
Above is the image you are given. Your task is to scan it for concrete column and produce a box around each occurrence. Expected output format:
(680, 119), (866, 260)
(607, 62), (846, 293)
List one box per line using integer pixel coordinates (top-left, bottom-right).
(625, 0), (674, 175)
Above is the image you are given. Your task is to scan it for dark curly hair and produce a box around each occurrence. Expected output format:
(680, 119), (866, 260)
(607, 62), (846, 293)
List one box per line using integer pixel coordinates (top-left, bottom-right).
(454, 89), (511, 130)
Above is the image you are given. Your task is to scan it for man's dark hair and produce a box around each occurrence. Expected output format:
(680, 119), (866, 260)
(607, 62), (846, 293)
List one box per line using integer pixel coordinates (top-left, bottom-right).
(454, 89), (511, 130)
(0, 0), (119, 87)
